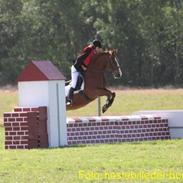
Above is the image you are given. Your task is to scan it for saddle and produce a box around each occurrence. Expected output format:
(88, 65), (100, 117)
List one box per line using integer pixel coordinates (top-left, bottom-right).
(65, 75), (84, 94)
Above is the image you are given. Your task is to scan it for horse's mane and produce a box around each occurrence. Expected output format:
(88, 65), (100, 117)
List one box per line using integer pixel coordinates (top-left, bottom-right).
(91, 51), (110, 64)
(88, 49), (117, 69)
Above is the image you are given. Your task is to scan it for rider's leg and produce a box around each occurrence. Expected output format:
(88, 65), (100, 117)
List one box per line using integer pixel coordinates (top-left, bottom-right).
(67, 65), (79, 104)
(67, 87), (74, 104)
(80, 75), (84, 90)
(71, 65), (79, 89)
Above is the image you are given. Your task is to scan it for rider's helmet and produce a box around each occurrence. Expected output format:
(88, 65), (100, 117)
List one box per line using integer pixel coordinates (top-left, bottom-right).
(92, 39), (102, 48)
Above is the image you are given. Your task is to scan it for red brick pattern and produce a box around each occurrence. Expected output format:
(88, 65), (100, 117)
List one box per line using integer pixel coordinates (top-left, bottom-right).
(4, 109), (171, 149)
(4, 111), (29, 149)
(67, 116), (170, 145)
(4, 107), (48, 149)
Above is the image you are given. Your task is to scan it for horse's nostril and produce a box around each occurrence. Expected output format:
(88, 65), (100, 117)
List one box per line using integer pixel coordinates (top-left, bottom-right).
(114, 73), (120, 79)
(113, 70), (122, 79)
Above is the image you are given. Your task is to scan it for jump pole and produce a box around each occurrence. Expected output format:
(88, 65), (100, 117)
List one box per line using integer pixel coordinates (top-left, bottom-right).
(97, 97), (101, 116)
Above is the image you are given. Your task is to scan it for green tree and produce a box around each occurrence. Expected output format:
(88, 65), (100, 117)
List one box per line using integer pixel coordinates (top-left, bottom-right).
(0, 0), (183, 86)
(0, 0), (23, 84)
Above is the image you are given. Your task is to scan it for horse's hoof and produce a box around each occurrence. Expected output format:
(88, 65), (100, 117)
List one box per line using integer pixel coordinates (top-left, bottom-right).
(112, 92), (116, 97)
(102, 108), (106, 113)
(102, 105), (107, 113)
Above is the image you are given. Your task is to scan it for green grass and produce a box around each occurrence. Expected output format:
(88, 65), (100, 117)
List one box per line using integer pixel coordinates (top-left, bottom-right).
(0, 137), (183, 183)
(0, 88), (183, 182)
(0, 124), (4, 150)
(67, 88), (183, 116)
(1, 87), (183, 118)
(0, 88), (17, 123)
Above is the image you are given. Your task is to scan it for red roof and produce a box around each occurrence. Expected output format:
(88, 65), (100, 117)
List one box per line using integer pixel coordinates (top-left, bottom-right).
(17, 61), (66, 81)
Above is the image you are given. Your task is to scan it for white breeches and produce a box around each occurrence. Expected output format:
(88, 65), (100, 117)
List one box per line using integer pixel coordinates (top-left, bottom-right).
(71, 65), (80, 89)
(65, 65), (84, 97)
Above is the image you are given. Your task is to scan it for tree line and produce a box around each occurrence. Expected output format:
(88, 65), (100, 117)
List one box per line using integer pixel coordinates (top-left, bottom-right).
(0, 0), (183, 87)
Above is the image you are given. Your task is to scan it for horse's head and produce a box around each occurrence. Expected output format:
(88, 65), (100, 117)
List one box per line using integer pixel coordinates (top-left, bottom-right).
(105, 49), (122, 79)
(89, 49), (122, 79)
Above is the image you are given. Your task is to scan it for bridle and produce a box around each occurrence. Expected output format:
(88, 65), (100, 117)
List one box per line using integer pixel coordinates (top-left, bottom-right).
(109, 53), (121, 72)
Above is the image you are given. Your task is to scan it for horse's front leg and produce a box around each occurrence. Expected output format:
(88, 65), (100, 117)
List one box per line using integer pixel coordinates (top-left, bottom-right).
(94, 88), (116, 113)
(102, 91), (116, 113)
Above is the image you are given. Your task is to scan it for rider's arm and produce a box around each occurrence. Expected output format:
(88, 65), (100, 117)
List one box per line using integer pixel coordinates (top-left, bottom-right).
(74, 48), (92, 71)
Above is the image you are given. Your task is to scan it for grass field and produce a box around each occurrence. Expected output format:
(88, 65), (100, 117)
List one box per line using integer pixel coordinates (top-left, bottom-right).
(67, 88), (183, 116)
(0, 88), (183, 182)
(1, 87), (183, 118)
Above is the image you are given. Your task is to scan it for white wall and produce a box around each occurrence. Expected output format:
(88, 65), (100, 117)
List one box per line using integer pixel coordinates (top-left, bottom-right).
(18, 81), (49, 107)
(18, 80), (67, 147)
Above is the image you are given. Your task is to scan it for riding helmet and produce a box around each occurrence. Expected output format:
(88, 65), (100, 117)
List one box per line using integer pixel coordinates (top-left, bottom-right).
(92, 40), (102, 48)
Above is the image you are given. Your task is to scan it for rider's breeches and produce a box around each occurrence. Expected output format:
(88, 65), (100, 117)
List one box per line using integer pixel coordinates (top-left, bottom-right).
(71, 65), (80, 89)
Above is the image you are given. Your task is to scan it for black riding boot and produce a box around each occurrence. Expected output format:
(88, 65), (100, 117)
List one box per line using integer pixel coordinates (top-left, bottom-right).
(66, 87), (74, 105)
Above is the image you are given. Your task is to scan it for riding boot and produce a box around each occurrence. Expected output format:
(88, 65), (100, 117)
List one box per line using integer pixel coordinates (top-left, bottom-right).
(66, 87), (74, 105)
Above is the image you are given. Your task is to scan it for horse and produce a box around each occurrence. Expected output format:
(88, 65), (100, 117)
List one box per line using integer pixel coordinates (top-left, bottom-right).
(65, 49), (122, 113)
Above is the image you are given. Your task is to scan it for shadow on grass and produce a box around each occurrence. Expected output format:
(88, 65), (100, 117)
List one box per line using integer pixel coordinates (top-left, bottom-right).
(59, 139), (175, 149)
(57, 140), (159, 149)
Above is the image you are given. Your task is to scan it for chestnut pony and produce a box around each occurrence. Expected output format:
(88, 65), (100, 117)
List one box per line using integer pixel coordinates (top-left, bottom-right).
(66, 50), (122, 113)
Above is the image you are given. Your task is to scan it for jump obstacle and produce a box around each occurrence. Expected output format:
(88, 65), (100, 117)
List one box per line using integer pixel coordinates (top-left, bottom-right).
(3, 61), (183, 149)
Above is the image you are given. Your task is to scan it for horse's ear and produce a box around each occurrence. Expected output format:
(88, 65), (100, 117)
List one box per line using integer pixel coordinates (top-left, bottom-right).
(112, 49), (118, 56)
(107, 49), (112, 54)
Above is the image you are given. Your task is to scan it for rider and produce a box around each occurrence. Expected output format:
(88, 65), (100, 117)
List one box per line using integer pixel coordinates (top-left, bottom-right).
(66, 39), (103, 105)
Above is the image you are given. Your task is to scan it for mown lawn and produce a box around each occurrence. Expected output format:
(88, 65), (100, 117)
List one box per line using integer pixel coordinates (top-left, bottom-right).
(0, 87), (17, 124)
(67, 88), (183, 116)
(0, 87), (183, 118)
(0, 88), (183, 183)
(0, 128), (183, 183)
(0, 124), (4, 150)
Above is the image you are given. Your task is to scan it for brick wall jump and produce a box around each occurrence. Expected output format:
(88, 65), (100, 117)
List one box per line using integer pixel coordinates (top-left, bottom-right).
(67, 115), (170, 145)
(4, 109), (170, 149)
(4, 107), (48, 149)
